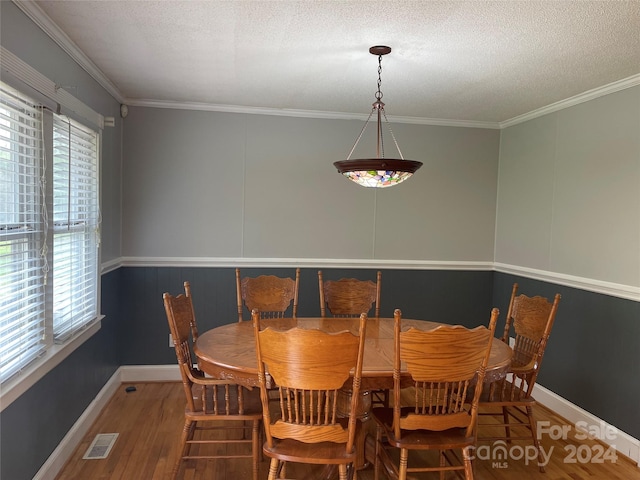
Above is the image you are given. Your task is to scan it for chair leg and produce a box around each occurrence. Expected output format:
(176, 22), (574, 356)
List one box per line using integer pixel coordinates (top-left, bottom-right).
(398, 448), (409, 480)
(462, 446), (474, 480)
(252, 419), (260, 480)
(181, 419), (196, 455)
(439, 449), (445, 480)
(502, 406), (512, 442)
(171, 456), (181, 480)
(374, 425), (382, 480)
(279, 460), (287, 479)
(339, 464), (348, 480)
(267, 458), (279, 480)
(526, 405), (546, 473)
(172, 419), (194, 480)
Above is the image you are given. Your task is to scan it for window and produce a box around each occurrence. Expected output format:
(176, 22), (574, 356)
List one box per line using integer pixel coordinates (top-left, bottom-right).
(0, 84), (46, 382)
(0, 82), (100, 383)
(52, 116), (100, 342)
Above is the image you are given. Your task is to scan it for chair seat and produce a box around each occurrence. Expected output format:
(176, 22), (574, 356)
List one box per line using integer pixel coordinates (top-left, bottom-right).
(264, 415), (362, 463)
(264, 438), (358, 464)
(373, 407), (475, 450)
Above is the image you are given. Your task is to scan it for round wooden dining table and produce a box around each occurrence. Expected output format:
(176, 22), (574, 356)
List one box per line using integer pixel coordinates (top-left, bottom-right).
(194, 316), (512, 391)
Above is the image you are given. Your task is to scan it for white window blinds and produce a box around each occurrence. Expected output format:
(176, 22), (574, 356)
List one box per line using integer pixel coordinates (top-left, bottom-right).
(0, 84), (47, 382)
(0, 79), (101, 385)
(52, 115), (99, 342)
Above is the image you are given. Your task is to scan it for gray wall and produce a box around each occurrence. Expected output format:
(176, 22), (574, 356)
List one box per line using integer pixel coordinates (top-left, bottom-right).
(122, 107), (500, 261)
(496, 85), (640, 287)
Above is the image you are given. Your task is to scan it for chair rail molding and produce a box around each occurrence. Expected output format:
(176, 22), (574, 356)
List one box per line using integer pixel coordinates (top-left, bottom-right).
(119, 256), (494, 271)
(494, 263), (640, 302)
(111, 256), (639, 302)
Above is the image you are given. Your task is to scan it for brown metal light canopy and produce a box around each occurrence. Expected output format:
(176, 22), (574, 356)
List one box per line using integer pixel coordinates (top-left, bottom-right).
(334, 46), (422, 188)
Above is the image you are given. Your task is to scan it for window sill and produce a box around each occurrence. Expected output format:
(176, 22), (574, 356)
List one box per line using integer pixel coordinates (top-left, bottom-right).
(0, 317), (103, 412)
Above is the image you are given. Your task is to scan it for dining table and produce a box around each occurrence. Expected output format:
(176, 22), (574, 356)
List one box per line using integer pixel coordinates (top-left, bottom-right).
(194, 316), (513, 473)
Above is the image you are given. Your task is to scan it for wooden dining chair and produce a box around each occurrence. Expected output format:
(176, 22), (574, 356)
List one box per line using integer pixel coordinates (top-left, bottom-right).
(253, 309), (367, 480)
(236, 268), (300, 322)
(372, 308), (498, 480)
(477, 283), (561, 472)
(318, 270), (387, 409)
(318, 270), (381, 318)
(163, 290), (262, 480)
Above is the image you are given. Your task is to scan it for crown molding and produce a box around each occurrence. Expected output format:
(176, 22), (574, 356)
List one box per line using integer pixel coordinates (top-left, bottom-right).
(13, 0), (124, 104)
(126, 98), (501, 129)
(500, 74), (640, 128)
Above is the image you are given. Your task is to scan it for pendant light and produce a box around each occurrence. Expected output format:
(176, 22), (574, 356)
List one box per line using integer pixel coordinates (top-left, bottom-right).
(334, 46), (422, 188)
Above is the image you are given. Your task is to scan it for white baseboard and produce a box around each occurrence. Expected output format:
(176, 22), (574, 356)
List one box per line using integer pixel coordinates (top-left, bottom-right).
(118, 364), (181, 382)
(532, 383), (640, 467)
(34, 365), (639, 480)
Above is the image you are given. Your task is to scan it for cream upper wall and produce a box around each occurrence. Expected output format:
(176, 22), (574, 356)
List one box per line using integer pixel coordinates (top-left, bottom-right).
(122, 108), (500, 261)
(495, 85), (640, 287)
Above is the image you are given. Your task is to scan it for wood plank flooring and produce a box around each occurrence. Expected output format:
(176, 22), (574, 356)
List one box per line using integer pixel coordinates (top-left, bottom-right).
(55, 382), (640, 480)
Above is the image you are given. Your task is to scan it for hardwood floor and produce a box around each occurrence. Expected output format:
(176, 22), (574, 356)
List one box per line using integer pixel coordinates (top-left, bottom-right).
(55, 382), (639, 480)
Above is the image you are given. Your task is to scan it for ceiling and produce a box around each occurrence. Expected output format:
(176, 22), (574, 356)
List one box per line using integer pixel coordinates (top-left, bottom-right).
(19, 0), (640, 127)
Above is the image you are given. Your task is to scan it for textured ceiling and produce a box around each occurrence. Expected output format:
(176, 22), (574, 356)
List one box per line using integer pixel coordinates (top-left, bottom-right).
(22, 0), (640, 126)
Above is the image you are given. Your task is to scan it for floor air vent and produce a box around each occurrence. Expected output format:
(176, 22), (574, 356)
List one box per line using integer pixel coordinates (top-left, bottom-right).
(82, 433), (119, 459)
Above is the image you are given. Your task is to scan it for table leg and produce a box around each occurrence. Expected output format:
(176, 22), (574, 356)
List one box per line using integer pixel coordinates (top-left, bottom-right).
(337, 388), (375, 470)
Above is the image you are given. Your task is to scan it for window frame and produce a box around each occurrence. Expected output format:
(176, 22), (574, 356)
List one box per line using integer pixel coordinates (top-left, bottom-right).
(0, 81), (103, 410)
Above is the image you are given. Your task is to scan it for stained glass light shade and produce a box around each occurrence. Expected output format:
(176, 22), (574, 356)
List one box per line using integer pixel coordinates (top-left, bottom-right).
(334, 159), (422, 188)
(334, 46), (422, 188)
